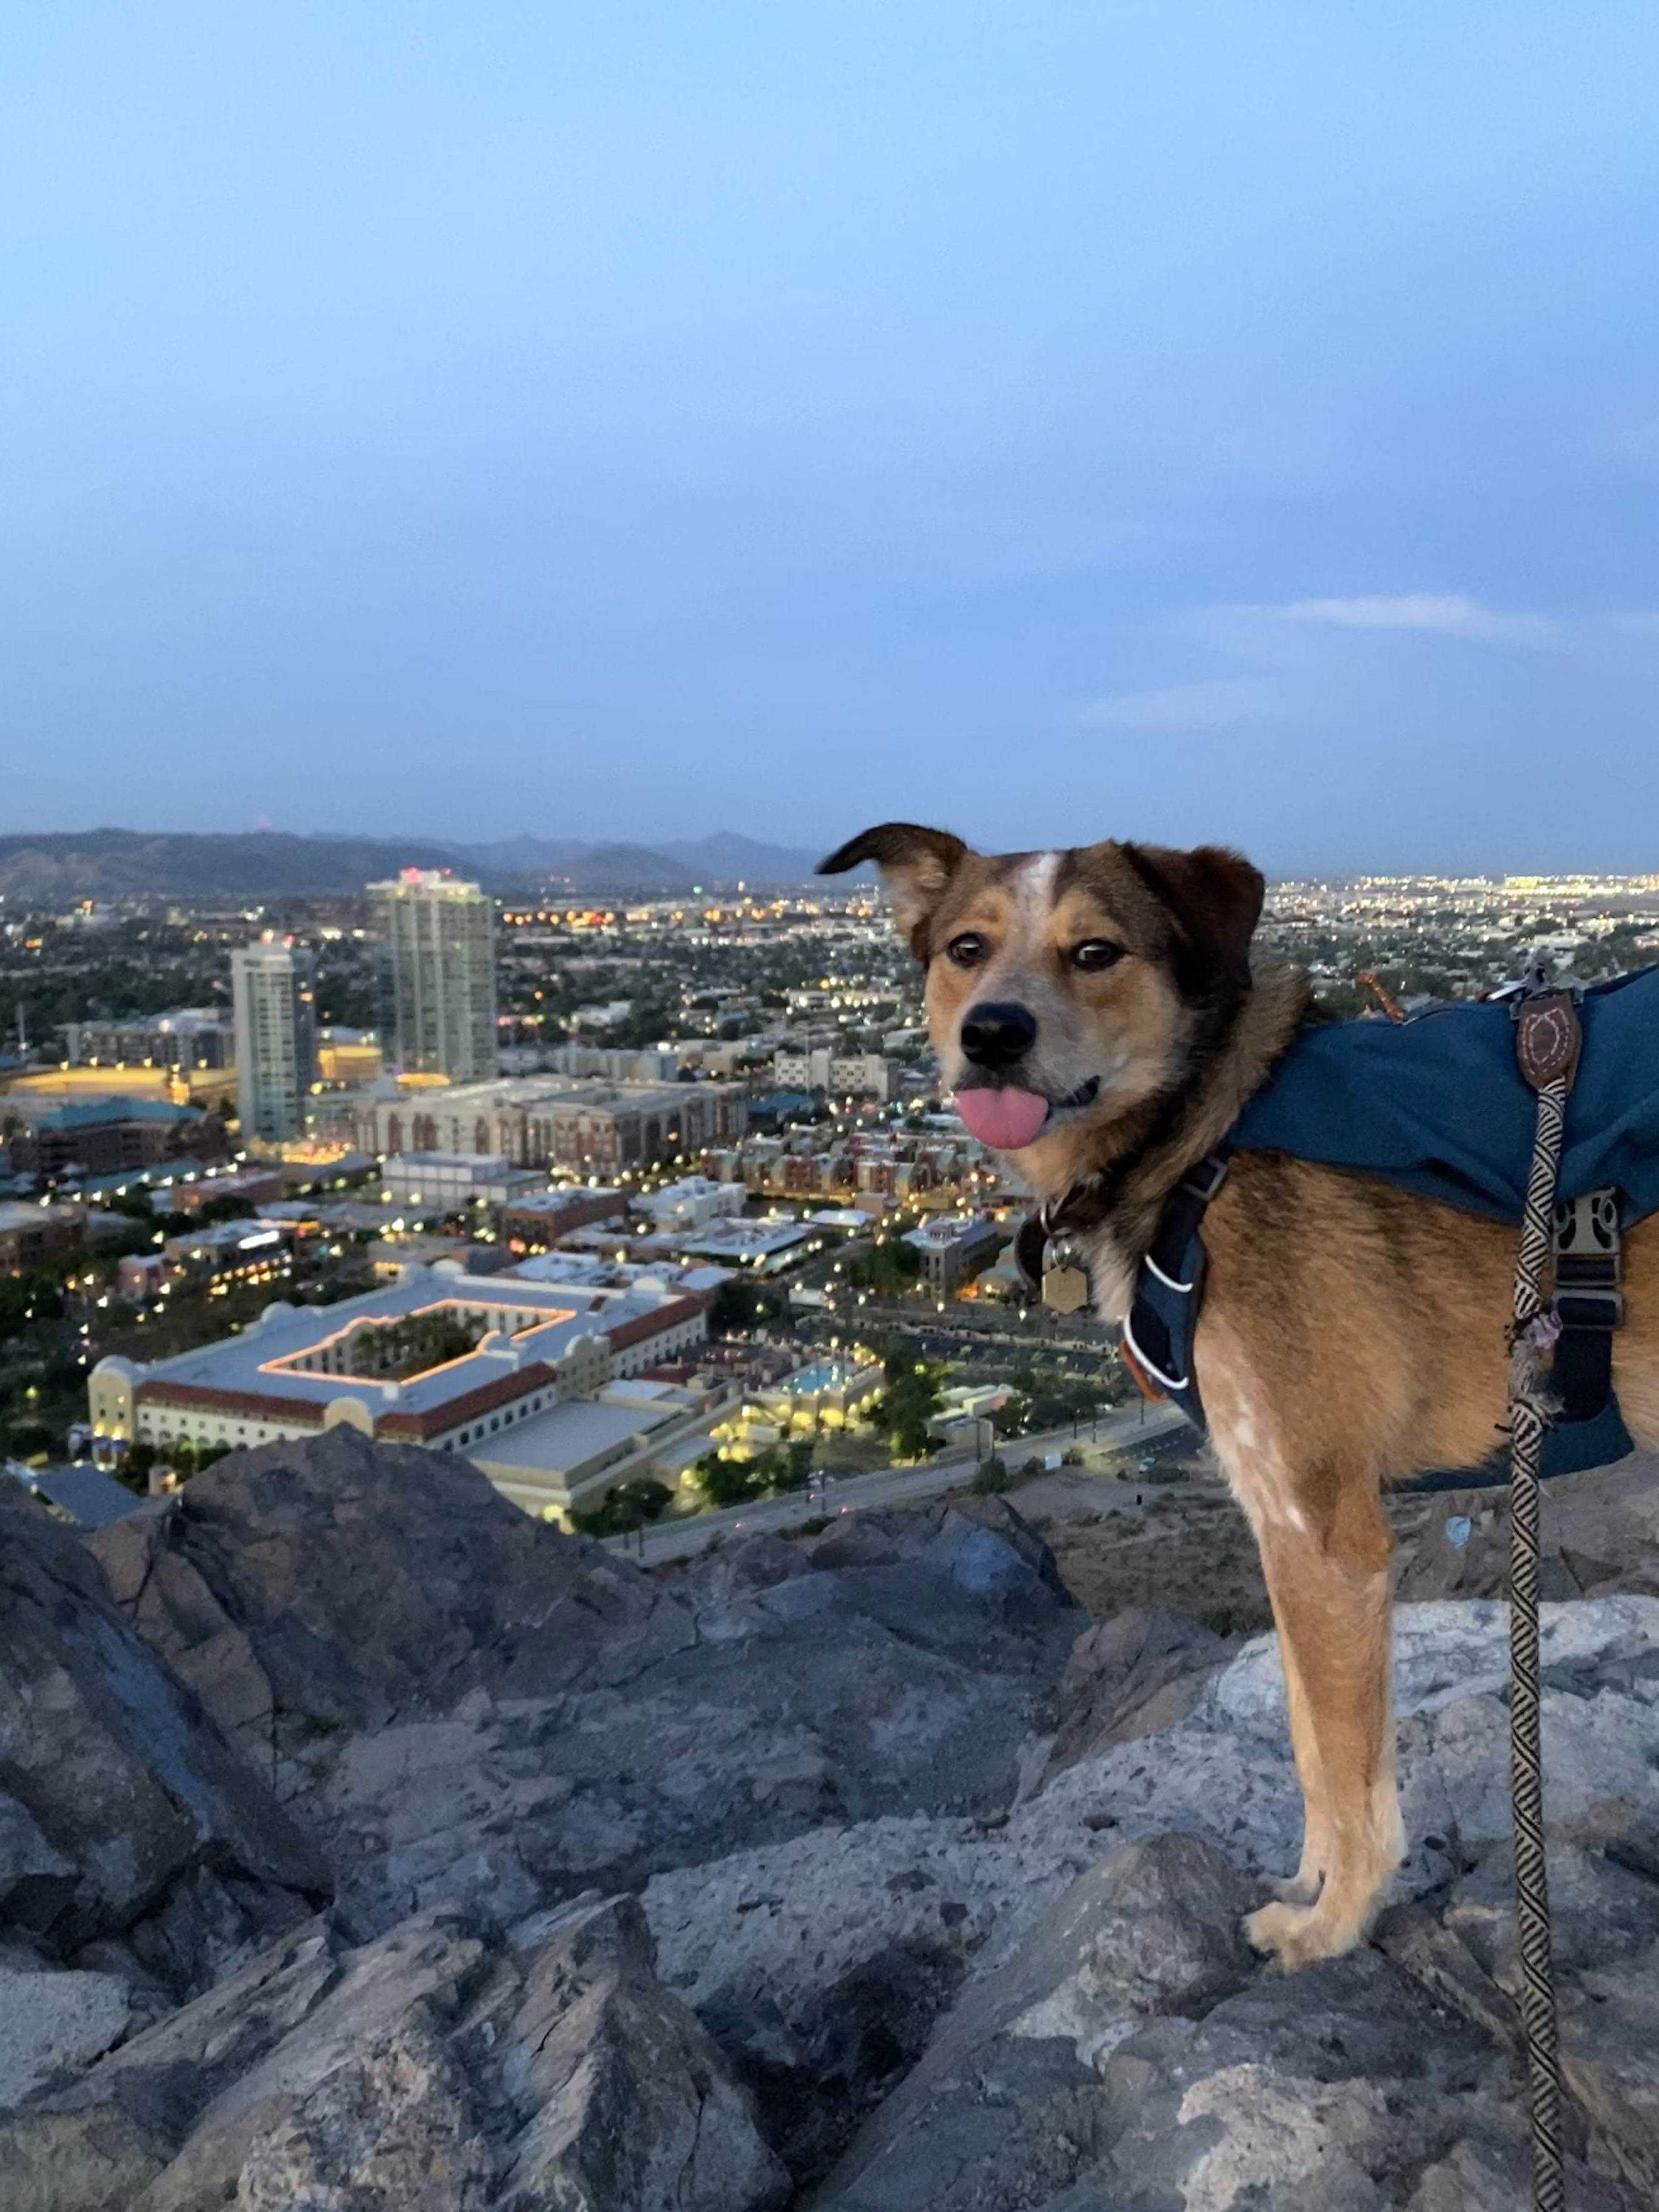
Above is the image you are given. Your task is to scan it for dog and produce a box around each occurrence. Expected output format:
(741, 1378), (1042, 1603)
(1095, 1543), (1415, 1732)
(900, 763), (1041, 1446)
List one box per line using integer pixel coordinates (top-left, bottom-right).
(819, 823), (1659, 1968)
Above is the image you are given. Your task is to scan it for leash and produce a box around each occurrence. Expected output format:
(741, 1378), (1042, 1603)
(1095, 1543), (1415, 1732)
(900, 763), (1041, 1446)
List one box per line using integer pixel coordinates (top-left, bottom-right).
(1508, 984), (1581, 2212)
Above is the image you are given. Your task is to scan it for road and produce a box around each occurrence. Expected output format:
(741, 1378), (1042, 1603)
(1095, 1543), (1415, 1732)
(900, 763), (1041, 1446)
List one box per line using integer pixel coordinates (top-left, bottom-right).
(604, 1398), (1189, 1566)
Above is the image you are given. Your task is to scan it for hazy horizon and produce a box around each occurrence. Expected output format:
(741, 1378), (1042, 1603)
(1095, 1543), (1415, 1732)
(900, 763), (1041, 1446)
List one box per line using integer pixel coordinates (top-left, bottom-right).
(5, 820), (1659, 887)
(7, 5), (1659, 874)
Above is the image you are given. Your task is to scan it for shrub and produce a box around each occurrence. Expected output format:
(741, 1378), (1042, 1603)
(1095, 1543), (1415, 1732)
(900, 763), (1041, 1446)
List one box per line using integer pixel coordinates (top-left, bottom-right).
(695, 1450), (766, 1509)
(990, 1391), (1031, 1438)
(970, 1454), (1008, 1495)
(571, 1477), (674, 1536)
(696, 1438), (815, 1508)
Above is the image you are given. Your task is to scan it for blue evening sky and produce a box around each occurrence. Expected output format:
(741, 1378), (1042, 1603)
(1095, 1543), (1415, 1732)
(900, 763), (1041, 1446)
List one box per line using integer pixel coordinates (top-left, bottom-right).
(5, 3), (1659, 872)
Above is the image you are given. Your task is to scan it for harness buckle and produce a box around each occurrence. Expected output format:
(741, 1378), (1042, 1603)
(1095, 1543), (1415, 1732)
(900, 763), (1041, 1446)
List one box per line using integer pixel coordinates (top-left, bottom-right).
(1180, 1153), (1230, 1204)
(1552, 1188), (1623, 1331)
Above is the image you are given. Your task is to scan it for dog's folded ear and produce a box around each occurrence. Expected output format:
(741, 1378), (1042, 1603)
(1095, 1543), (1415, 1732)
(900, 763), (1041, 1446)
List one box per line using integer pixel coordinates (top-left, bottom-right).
(819, 823), (970, 956)
(1120, 842), (1265, 992)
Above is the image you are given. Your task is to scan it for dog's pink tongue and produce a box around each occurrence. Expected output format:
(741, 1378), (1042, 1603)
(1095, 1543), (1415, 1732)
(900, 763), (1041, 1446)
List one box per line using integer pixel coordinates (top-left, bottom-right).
(953, 1086), (1049, 1150)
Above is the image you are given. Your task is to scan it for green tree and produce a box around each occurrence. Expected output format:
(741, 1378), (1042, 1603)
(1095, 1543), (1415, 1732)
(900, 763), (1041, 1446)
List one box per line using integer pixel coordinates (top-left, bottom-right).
(109, 1440), (158, 1495)
(195, 1192), (257, 1227)
(772, 1437), (815, 1492)
(844, 1239), (922, 1295)
(991, 1391), (1031, 1438)
(870, 1354), (945, 1460)
(708, 1279), (784, 1335)
(694, 1437), (815, 1508)
(695, 1450), (769, 1508)
(571, 1477), (673, 1536)
(0, 1273), (65, 1330)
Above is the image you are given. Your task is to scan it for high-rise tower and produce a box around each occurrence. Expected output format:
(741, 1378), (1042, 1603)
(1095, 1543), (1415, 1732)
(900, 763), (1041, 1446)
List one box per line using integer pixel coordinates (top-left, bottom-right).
(370, 870), (498, 1083)
(231, 935), (318, 1143)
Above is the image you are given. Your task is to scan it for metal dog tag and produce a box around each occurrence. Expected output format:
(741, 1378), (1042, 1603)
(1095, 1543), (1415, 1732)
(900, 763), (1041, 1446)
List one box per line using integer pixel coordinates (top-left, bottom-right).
(1041, 1263), (1090, 1315)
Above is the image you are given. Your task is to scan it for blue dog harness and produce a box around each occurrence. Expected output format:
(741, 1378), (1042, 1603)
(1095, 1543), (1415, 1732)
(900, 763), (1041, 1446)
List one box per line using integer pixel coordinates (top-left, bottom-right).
(1090, 964), (1659, 1483)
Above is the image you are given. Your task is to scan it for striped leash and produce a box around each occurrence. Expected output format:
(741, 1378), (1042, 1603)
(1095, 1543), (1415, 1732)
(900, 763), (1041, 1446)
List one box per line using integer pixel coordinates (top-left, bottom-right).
(1508, 988), (1581, 2212)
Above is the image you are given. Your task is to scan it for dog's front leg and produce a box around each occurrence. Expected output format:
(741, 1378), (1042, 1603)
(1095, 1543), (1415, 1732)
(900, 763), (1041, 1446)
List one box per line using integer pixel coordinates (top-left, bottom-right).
(1270, 1633), (1330, 1906)
(1245, 1493), (1402, 1969)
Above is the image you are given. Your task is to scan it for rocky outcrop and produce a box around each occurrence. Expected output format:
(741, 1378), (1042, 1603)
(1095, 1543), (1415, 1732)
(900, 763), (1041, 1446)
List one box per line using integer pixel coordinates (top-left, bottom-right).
(1, 1898), (787, 2212)
(5, 1435), (1659, 2207)
(1023, 1606), (1235, 1792)
(86, 1429), (698, 1751)
(92, 1436), (1081, 1938)
(1391, 1448), (1659, 1605)
(0, 1483), (325, 2002)
(645, 1597), (1659, 2204)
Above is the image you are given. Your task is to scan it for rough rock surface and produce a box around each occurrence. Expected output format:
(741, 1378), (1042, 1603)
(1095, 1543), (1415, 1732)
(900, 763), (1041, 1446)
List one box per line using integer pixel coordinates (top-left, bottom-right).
(1391, 1447), (1659, 1605)
(645, 1596), (1659, 2203)
(0, 1482), (326, 1998)
(0, 1970), (129, 2112)
(86, 1429), (697, 1749)
(1024, 1606), (1235, 1792)
(1, 1897), (786, 2212)
(94, 1436), (1080, 1937)
(6, 1434), (1659, 2208)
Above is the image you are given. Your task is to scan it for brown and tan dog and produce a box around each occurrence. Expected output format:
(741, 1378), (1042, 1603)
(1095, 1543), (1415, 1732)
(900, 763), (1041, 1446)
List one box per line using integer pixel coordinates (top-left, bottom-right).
(820, 823), (1659, 1968)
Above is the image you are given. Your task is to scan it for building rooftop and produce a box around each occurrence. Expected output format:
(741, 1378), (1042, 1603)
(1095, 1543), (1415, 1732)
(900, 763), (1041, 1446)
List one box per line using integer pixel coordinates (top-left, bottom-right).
(904, 1212), (1000, 1250)
(675, 1219), (809, 1264)
(467, 1393), (677, 1476)
(5, 1460), (146, 1530)
(382, 1150), (505, 1172)
(512, 1252), (731, 1296)
(163, 1217), (286, 1254)
(15, 1096), (205, 1131)
(97, 1261), (701, 1429)
(0, 1199), (70, 1231)
(501, 1186), (624, 1214)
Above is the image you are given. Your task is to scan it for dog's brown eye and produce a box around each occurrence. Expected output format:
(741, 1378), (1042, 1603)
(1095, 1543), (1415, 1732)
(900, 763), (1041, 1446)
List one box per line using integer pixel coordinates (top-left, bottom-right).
(1070, 939), (1123, 972)
(945, 933), (987, 968)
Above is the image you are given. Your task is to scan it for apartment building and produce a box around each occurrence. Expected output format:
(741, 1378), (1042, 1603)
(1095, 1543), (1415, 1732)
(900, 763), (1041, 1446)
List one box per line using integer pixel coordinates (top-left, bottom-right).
(371, 870), (498, 1084)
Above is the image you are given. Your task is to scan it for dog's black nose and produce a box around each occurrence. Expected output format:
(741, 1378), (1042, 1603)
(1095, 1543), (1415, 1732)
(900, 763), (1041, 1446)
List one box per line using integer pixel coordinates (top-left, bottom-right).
(960, 1001), (1037, 1069)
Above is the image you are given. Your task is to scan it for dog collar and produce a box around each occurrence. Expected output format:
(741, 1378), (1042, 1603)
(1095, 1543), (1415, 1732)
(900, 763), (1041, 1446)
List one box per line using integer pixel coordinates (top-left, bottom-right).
(1015, 1148), (1231, 1434)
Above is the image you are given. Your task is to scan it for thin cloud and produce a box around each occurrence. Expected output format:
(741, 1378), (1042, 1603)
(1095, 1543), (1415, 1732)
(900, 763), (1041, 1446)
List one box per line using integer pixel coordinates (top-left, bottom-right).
(1083, 676), (1285, 732)
(1609, 611), (1659, 640)
(1279, 593), (1558, 649)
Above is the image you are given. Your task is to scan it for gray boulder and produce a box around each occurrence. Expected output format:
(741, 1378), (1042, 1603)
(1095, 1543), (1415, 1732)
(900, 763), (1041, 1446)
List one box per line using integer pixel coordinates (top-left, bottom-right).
(0, 1898), (786, 2212)
(494, 1893), (789, 2211)
(94, 1441), (1081, 1938)
(0, 1482), (326, 1994)
(87, 1427), (697, 1756)
(19, 1422), (1659, 2209)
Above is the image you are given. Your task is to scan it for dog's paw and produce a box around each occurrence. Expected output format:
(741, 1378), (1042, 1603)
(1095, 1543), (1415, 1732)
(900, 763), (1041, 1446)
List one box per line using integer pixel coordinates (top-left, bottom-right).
(1244, 1899), (1363, 1971)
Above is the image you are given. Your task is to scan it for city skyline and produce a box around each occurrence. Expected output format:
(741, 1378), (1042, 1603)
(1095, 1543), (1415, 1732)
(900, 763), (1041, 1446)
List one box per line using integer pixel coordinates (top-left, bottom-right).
(8, 7), (1659, 871)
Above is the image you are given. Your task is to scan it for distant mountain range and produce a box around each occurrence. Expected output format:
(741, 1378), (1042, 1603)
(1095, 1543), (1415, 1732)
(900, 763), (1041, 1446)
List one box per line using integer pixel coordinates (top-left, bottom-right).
(447, 831), (831, 891)
(0, 828), (840, 902)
